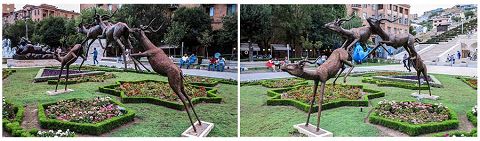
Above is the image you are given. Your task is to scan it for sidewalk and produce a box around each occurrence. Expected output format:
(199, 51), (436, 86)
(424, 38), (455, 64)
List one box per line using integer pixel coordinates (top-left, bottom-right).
(240, 64), (477, 82)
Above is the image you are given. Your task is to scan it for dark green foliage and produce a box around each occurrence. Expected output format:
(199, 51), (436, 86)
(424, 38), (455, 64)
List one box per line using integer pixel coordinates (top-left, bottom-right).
(38, 98), (135, 135)
(266, 84), (385, 112)
(98, 80), (222, 110)
(362, 77), (430, 90)
(369, 103), (459, 136)
(466, 110), (477, 127)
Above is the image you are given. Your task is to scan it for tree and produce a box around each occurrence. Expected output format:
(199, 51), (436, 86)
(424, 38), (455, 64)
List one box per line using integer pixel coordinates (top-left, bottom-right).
(2, 19), (35, 47)
(198, 31), (213, 57)
(164, 21), (188, 56)
(172, 7), (212, 53)
(240, 4), (272, 61)
(36, 16), (66, 48)
(409, 26), (417, 36)
(215, 14), (237, 56)
(464, 11), (475, 19)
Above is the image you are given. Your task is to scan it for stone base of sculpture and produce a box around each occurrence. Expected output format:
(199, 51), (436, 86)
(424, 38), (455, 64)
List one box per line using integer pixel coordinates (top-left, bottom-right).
(181, 121), (214, 137)
(293, 123), (333, 137)
(411, 93), (439, 100)
(7, 59), (61, 67)
(46, 89), (74, 96)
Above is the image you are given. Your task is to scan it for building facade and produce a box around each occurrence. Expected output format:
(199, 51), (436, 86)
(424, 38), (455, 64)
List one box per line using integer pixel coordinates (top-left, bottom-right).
(2, 4), (14, 16)
(80, 4), (121, 12)
(346, 4), (411, 35)
(3, 4), (79, 25)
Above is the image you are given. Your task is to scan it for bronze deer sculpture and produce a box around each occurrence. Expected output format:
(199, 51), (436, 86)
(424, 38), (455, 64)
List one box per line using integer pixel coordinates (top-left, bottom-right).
(52, 44), (85, 92)
(365, 17), (431, 96)
(76, 19), (107, 70)
(280, 47), (354, 132)
(92, 9), (144, 71)
(128, 19), (202, 132)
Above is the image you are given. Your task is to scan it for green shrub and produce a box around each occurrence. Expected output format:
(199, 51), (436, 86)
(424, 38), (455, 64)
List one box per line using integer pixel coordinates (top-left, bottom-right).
(2, 102), (36, 137)
(362, 77), (429, 90)
(467, 110), (477, 127)
(266, 84), (385, 112)
(369, 102), (459, 136)
(38, 98), (135, 135)
(98, 80), (222, 111)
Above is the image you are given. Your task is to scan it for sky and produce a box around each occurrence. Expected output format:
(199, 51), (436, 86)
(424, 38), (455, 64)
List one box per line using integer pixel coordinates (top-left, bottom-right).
(14, 4), (80, 13)
(410, 4), (458, 16)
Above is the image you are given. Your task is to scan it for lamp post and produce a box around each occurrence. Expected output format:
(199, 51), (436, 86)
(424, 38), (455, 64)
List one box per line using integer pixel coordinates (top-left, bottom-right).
(287, 44), (290, 61)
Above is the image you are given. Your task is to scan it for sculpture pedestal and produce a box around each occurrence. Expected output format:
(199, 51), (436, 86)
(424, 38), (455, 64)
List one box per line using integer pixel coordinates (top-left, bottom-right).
(293, 123), (333, 137)
(411, 93), (439, 100)
(46, 89), (74, 96)
(181, 121), (214, 137)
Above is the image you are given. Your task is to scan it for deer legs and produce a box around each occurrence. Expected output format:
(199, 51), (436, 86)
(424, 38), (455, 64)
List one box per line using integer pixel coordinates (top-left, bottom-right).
(341, 60), (355, 83)
(305, 80), (319, 126)
(316, 82), (326, 132)
(332, 66), (346, 86)
(422, 70), (432, 96)
(182, 86), (202, 126)
(178, 94), (198, 132)
(54, 65), (64, 92)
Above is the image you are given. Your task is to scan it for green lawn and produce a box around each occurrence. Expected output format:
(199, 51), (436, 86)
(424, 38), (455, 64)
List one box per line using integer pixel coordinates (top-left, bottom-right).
(3, 67), (237, 137)
(240, 74), (477, 137)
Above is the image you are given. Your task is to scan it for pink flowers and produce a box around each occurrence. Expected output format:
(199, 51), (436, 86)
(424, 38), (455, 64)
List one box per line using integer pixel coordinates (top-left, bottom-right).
(45, 97), (123, 123)
(375, 100), (450, 124)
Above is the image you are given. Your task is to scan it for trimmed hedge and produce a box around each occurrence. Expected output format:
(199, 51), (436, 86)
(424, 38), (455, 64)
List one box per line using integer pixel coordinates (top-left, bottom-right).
(432, 128), (477, 137)
(467, 110), (477, 127)
(2, 69), (16, 79)
(240, 81), (263, 86)
(186, 77), (220, 87)
(266, 84), (385, 112)
(260, 79), (308, 88)
(362, 77), (429, 90)
(369, 102), (459, 136)
(2, 101), (37, 137)
(459, 77), (477, 90)
(219, 79), (238, 85)
(99, 80), (222, 110)
(38, 98), (135, 135)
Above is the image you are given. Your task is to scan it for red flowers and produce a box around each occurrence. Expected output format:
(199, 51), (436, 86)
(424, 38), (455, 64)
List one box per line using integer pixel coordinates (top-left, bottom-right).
(116, 81), (208, 103)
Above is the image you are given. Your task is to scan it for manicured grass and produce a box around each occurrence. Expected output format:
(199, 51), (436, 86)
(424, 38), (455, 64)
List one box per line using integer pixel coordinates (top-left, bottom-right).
(3, 67), (237, 137)
(240, 73), (476, 137)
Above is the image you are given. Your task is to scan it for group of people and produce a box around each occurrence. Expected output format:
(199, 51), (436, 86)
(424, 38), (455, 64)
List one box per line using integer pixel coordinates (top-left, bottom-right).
(266, 57), (289, 72)
(179, 54), (197, 69)
(208, 56), (226, 72)
(446, 51), (462, 65)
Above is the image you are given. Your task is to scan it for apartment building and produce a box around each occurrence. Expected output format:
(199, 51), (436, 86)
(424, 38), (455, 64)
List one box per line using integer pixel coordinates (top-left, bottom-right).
(80, 4), (121, 12)
(3, 4), (79, 25)
(346, 4), (411, 35)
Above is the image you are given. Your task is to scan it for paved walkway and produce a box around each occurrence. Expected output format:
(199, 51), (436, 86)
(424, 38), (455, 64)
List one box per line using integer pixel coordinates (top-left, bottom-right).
(75, 59), (238, 80)
(240, 64), (477, 82)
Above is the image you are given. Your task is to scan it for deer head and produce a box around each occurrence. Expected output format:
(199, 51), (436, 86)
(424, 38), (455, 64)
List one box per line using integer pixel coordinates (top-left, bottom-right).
(324, 16), (353, 32)
(280, 60), (314, 77)
(366, 17), (399, 31)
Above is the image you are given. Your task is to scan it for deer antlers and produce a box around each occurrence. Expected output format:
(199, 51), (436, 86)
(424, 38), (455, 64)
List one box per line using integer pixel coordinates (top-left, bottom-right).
(140, 18), (165, 33)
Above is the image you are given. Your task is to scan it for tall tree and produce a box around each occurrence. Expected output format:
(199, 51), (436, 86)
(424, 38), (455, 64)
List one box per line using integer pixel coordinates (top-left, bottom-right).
(240, 4), (272, 61)
(172, 7), (212, 53)
(164, 21), (188, 56)
(36, 16), (66, 48)
(2, 19), (35, 47)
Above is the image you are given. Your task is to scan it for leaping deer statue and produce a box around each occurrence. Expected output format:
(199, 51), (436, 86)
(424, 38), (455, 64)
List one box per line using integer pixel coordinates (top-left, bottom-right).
(365, 17), (431, 96)
(128, 18), (203, 132)
(52, 44), (85, 92)
(280, 47), (354, 132)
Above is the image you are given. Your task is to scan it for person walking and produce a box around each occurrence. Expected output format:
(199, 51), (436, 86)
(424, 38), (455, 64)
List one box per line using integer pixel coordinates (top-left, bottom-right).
(457, 51), (461, 59)
(402, 54), (411, 71)
(92, 48), (99, 65)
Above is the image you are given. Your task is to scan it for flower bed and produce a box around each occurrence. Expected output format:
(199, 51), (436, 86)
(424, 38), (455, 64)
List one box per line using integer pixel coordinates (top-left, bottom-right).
(362, 77), (430, 90)
(99, 80), (222, 110)
(2, 69), (16, 79)
(2, 97), (36, 137)
(38, 97), (135, 135)
(369, 100), (459, 136)
(467, 105), (477, 127)
(184, 76), (220, 87)
(266, 84), (385, 112)
(47, 73), (116, 85)
(34, 68), (105, 82)
(433, 129), (477, 137)
(260, 78), (308, 88)
(460, 77), (477, 90)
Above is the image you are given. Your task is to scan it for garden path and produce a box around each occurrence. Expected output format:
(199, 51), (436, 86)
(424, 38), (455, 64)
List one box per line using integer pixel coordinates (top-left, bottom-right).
(21, 104), (41, 130)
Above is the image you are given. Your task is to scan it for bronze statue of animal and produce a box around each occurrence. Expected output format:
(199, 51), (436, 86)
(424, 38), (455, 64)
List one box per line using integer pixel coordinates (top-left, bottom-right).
(52, 44), (85, 92)
(280, 47), (354, 131)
